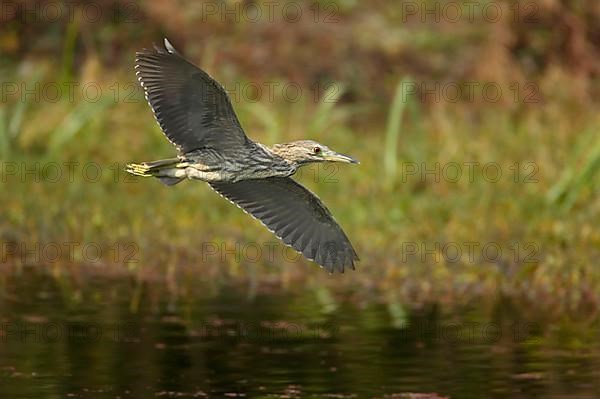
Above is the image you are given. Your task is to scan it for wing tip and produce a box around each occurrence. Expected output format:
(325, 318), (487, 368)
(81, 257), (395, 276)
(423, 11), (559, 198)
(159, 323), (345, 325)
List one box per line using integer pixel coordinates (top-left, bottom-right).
(210, 179), (359, 275)
(312, 247), (358, 274)
(135, 38), (180, 59)
(164, 38), (181, 55)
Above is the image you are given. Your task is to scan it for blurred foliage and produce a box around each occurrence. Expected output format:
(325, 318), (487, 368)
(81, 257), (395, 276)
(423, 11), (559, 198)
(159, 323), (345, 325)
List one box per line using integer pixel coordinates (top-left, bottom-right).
(0, 0), (599, 312)
(2, 0), (600, 111)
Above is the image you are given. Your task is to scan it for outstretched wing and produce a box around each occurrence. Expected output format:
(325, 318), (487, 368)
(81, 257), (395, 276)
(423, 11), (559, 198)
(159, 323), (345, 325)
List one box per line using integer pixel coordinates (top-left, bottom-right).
(135, 38), (251, 154)
(210, 177), (359, 273)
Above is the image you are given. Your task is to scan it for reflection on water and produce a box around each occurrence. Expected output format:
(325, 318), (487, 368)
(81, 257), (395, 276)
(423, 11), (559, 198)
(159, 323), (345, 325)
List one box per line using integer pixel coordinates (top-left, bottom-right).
(1, 268), (599, 398)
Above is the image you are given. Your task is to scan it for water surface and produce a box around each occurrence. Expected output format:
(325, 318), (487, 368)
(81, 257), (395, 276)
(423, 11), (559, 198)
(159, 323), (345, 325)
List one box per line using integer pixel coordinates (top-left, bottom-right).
(1, 268), (599, 398)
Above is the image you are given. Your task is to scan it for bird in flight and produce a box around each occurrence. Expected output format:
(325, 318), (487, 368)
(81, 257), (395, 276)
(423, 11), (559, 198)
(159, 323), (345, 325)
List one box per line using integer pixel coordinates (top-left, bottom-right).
(126, 39), (359, 273)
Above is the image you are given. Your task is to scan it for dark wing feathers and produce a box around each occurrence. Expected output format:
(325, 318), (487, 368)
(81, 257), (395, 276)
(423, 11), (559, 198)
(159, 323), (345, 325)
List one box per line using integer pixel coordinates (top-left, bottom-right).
(210, 178), (359, 273)
(136, 39), (359, 273)
(135, 38), (250, 154)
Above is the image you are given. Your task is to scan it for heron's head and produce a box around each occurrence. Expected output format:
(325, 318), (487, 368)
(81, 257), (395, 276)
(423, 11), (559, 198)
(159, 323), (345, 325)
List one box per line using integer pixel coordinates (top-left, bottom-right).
(271, 140), (359, 166)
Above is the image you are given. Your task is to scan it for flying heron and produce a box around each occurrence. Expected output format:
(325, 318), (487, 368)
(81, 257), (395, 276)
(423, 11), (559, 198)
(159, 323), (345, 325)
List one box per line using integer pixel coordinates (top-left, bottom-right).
(126, 39), (359, 273)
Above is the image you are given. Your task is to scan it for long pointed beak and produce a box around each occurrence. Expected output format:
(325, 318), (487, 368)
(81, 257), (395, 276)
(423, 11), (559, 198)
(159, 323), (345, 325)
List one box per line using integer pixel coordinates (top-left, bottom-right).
(325, 151), (360, 164)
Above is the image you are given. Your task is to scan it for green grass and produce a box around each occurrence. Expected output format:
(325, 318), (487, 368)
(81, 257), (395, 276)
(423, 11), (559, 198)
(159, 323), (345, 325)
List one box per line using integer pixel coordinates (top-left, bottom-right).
(384, 77), (412, 183)
(547, 128), (600, 211)
(1, 68), (599, 313)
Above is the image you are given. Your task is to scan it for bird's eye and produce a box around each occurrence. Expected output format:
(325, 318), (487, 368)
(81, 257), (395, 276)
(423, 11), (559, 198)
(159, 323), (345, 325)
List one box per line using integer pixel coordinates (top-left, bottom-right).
(313, 146), (321, 154)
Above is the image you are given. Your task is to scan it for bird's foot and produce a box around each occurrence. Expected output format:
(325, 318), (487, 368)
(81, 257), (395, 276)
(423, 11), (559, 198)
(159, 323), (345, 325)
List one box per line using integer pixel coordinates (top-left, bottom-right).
(125, 163), (151, 177)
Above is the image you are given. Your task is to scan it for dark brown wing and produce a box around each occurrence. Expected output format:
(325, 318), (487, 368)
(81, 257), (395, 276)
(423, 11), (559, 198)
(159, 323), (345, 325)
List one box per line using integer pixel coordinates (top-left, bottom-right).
(210, 177), (359, 273)
(135, 38), (251, 154)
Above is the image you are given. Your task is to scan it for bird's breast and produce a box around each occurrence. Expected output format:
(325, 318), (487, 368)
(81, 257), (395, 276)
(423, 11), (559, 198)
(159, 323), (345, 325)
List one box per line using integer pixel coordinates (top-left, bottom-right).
(182, 146), (296, 182)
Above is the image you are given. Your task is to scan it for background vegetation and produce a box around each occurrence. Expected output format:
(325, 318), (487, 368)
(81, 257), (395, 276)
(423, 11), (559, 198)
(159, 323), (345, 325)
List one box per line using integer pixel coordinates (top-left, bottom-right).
(1, 0), (599, 313)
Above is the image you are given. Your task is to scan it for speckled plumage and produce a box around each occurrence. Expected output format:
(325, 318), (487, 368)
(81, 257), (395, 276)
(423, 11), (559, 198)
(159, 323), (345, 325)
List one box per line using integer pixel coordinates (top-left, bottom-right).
(126, 39), (359, 273)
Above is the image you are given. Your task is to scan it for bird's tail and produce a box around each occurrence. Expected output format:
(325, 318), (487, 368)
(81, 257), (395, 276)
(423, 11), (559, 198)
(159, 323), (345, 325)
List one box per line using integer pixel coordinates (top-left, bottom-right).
(125, 158), (185, 186)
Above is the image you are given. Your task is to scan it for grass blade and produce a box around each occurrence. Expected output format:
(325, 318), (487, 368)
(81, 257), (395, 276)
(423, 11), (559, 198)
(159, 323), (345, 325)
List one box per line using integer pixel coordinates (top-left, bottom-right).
(384, 77), (412, 181)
